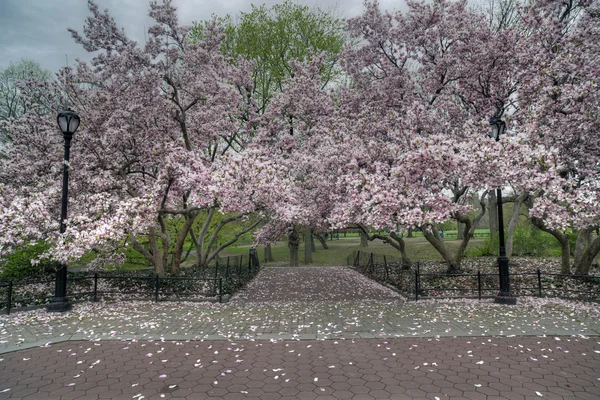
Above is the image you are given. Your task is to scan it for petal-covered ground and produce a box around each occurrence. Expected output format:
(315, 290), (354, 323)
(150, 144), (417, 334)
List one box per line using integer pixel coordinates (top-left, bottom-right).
(231, 266), (404, 302)
(0, 266), (600, 399)
(1, 267), (599, 351)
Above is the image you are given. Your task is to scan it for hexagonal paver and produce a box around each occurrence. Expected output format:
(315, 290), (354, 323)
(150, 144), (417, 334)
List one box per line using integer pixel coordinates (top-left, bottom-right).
(1, 321), (599, 400)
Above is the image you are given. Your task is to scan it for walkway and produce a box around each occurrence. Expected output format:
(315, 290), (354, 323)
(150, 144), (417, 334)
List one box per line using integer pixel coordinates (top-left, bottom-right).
(1, 266), (599, 399)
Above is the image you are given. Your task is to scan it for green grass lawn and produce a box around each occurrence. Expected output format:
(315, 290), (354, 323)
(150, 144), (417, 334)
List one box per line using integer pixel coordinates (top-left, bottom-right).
(199, 236), (487, 267)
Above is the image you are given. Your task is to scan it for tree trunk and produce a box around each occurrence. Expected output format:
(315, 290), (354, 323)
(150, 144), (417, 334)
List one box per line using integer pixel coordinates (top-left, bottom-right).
(205, 217), (262, 266)
(264, 243), (274, 262)
(506, 193), (527, 258)
(315, 233), (329, 249)
(171, 215), (195, 275)
(310, 229), (317, 252)
(558, 236), (571, 275)
(355, 224), (412, 268)
(304, 228), (313, 264)
(488, 191), (499, 248)
(190, 209), (261, 268)
(422, 225), (460, 272)
(530, 216), (571, 274)
(288, 229), (300, 267)
(148, 227), (166, 277)
(574, 227), (593, 269)
(130, 234), (158, 275)
(360, 230), (369, 247)
(421, 193), (487, 273)
(574, 233), (600, 275)
(457, 222), (465, 240)
(157, 219), (170, 276)
(194, 208), (216, 268)
(407, 227), (414, 238)
(389, 232), (412, 268)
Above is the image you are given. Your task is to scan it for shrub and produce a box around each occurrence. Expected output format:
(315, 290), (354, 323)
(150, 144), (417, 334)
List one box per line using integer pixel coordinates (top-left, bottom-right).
(512, 226), (559, 257)
(1, 242), (53, 280)
(466, 234), (498, 257)
(467, 226), (565, 258)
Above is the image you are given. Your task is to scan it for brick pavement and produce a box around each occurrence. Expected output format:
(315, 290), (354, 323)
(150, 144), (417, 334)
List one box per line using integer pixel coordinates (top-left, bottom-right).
(0, 266), (599, 399)
(1, 336), (599, 399)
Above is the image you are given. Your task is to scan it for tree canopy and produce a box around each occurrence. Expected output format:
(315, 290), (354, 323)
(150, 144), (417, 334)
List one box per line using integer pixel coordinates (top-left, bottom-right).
(190, 0), (345, 114)
(1, 0), (599, 275)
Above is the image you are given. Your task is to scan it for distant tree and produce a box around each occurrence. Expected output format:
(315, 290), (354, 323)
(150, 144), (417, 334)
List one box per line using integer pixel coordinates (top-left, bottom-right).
(0, 59), (52, 150)
(190, 0), (345, 115)
(0, 59), (52, 121)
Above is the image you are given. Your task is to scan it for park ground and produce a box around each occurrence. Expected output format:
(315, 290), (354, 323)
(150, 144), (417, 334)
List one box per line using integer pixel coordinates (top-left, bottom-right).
(175, 229), (600, 270)
(1, 266), (600, 399)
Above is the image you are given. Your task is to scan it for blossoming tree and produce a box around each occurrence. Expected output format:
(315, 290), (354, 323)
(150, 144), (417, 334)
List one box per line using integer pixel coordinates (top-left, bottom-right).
(514, 0), (600, 274)
(328, 0), (526, 272)
(0, 0), (258, 276)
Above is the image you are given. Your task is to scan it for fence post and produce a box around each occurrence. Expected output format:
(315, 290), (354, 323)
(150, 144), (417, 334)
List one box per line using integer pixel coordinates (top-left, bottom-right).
(226, 257), (230, 279)
(415, 270), (419, 301)
(477, 270), (481, 301)
(218, 278), (223, 304)
(7, 280), (12, 315)
(214, 258), (219, 281)
(537, 269), (542, 297)
(93, 273), (99, 302)
(154, 274), (159, 302)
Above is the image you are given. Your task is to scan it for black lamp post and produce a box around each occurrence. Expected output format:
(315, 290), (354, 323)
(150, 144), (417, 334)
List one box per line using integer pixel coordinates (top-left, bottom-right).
(489, 117), (516, 305)
(47, 109), (80, 312)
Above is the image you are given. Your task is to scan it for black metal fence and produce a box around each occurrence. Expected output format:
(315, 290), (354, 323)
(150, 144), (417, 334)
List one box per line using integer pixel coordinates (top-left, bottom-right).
(347, 250), (416, 296)
(0, 250), (261, 315)
(440, 232), (490, 239)
(350, 250), (600, 301)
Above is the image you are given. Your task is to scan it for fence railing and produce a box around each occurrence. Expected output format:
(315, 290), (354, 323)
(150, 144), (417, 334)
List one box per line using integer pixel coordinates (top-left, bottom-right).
(440, 232), (490, 238)
(0, 274), (224, 315)
(347, 250), (416, 295)
(0, 250), (261, 314)
(350, 249), (600, 301)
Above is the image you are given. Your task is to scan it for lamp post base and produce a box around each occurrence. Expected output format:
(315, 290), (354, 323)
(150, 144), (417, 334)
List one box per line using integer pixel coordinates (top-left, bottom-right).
(494, 295), (517, 305)
(46, 297), (72, 312)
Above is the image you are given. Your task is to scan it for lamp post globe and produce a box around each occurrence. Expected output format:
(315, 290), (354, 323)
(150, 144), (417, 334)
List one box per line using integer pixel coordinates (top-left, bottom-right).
(47, 109), (80, 312)
(490, 116), (516, 305)
(57, 109), (80, 139)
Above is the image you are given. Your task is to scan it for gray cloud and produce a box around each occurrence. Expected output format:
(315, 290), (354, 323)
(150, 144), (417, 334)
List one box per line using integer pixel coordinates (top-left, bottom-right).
(0, 0), (408, 74)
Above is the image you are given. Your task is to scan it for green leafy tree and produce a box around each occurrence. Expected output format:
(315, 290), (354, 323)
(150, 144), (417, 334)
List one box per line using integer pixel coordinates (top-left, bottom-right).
(190, 0), (345, 114)
(0, 59), (53, 152)
(0, 59), (52, 121)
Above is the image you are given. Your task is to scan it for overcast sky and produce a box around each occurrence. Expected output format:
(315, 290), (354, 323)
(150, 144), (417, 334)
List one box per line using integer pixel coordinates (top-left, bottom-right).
(0, 0), (409, 74)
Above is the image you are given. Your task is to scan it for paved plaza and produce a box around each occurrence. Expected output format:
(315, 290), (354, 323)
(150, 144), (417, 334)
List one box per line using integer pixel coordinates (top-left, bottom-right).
(1, 266), (600, 399)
